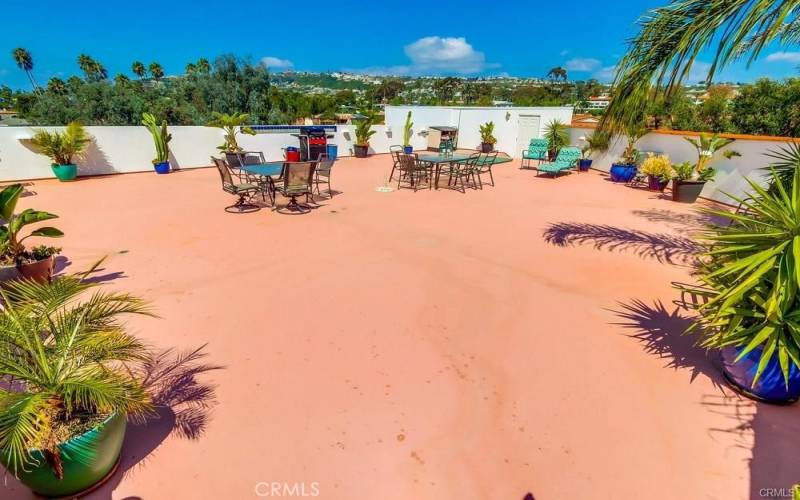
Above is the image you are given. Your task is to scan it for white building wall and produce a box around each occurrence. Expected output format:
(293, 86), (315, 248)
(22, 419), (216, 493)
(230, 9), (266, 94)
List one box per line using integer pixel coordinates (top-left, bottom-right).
(570, 127), (788, 203)
(385, 105), (574, 157)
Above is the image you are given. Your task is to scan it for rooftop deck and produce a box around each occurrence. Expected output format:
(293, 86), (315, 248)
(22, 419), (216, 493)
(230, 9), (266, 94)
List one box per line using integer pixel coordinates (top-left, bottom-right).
(4, 155), (797, 499)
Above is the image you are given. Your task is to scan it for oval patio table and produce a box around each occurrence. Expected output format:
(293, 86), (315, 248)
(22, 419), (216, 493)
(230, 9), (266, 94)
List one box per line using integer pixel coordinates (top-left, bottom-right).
(241, 162), (284, 205)
(416, 153), (472, 189)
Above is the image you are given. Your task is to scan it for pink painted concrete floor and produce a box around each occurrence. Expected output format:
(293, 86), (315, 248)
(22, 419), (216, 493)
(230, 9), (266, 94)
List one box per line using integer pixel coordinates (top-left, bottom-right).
(3, 156), (798, 500)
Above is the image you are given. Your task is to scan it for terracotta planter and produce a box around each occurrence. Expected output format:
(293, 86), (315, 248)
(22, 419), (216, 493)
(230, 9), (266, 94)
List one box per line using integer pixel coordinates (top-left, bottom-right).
(17, 256), (55, 283)
(354, 144), (369, 158)
(672, 179), (705, 203)
(480, 143), (494, 153)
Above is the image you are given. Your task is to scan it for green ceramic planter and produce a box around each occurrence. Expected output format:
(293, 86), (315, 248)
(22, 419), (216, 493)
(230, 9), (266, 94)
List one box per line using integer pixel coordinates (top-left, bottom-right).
(1, 412), (126, 497)
(51, 164), (77, 181)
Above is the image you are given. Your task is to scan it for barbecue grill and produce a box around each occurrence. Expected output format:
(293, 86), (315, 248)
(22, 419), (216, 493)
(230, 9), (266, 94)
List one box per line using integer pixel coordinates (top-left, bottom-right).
(294, 126), (329, 161)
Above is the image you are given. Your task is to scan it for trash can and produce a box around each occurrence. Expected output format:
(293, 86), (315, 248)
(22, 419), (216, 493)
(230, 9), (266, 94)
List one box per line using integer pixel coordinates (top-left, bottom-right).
(326, 144), (338, 161)
(285, 147), (300, 162)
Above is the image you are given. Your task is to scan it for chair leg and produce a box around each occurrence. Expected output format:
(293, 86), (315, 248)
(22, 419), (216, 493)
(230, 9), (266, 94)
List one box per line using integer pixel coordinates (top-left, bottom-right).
(488, 168), (494, 186)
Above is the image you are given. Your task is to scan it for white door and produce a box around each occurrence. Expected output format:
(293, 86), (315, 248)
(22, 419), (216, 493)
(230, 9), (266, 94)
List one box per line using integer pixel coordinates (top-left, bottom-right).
(516, 115), (541, 157)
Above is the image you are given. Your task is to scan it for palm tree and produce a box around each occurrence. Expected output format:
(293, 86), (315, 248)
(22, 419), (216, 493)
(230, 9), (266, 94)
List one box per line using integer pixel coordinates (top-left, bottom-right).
(185, 62), (196, 75)
(600, 0), (800, 133)
(149, 62), (164, 81)
(132, 60), (146, 79)
(11, 48), (39, 91)
(196, 58), (211, 74)
(0, 271), (153, 477)
(77, 54), (104, 81)
(46, 77), (66, 94)
(114, 73), (130, 85)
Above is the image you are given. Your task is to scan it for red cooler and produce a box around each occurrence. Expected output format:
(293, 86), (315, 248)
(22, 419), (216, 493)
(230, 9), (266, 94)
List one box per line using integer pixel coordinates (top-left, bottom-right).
(285, 147), (300, 162)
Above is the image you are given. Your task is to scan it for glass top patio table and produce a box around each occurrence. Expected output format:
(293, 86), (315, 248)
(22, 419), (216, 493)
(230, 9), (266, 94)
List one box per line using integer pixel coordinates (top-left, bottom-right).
(241, 162), (283, 177)
(416, 153), (472, 164)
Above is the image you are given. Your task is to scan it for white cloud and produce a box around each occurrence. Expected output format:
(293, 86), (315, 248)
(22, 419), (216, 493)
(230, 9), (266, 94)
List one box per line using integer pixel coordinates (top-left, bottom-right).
(261, 56), (294, 69)
(347, 36), (496, 76)
(766, 51), (800, 63)
(594, 65), (617, 82)
(565, 58), (601, 72)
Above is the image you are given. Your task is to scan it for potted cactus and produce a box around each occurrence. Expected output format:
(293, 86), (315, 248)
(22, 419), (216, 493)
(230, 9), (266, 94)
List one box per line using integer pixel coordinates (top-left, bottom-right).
(402, 111), (413, 154)
(27, 122), (91, 181)
(142, 113), (172, 174)
(479, 121), (497, 153)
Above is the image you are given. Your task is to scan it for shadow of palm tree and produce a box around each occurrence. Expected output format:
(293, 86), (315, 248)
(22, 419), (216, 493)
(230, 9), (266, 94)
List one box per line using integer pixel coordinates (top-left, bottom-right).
(610, 299), (723, 386)
(631, 208), (724, 229)
(543, 222), (703, 265)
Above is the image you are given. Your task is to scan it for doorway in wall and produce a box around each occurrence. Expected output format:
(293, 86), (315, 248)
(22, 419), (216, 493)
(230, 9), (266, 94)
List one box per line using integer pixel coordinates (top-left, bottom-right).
(516, 115), (541, 155)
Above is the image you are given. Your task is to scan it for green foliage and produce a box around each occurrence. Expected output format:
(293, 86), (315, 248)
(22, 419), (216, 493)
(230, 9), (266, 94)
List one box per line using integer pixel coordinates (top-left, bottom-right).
(731, 78), (800, 137)
(544, 120), (570, 157)
(402, 111), (413, 147)
(29, 244), (61, 261)
(671, 161), (695, 181)
(141, 113), (171, 164)
(433, 77), (462, 104)
(764, 142), (800, 190)
(684, 133), (739, 173)
(0, 183), (64, 265)
(681, 168), (800, 387)
(621, 123), (648, 164)
(479, 121), (496, 145)
(581, 130), (610, 157)
(205, 112), (256, 152)
(28, 122), (91, 165)
(354, 113), (377, 146)
(0, 271), (153, 476)
(640, 154), (672, 180)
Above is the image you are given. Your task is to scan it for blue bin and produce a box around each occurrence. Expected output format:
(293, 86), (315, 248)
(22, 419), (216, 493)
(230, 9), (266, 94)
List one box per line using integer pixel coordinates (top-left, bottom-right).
(326, 144), (338, 160)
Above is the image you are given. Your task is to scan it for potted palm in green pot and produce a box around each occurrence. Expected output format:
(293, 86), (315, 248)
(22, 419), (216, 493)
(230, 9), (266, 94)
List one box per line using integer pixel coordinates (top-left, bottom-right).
(353, 114), (376, 158)
(27, 122), (91, 181)
(479, 121), (497, 153)
(672, 133), (740, 203)
(0, 183), (64, 283)
(402, 111), (414, 154)
(142, 113), (172, 174)
(0, 272), (153, 496)
(680, 168), (800, 404)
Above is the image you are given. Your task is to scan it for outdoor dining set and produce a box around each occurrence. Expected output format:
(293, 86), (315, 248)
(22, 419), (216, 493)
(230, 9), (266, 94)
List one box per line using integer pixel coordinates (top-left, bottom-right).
(213, 151), (334, 214)
(389, 145), (509, 192)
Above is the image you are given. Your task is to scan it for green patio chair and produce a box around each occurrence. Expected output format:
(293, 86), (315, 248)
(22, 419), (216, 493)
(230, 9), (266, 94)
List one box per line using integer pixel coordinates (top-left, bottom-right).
(521, 139), (548, 169)
(536, 147), (581, 177)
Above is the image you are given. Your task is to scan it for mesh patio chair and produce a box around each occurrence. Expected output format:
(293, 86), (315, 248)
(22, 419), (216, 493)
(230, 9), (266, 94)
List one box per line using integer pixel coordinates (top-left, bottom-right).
(212, 157), (260, 213)
(396, 153), (431, 191)
(389, 145), (404, 181)
(313, 154), (335, 197)
(276, 161), (316, 214)
(457, 152), (483, 190)
(474, 152), (498, 188)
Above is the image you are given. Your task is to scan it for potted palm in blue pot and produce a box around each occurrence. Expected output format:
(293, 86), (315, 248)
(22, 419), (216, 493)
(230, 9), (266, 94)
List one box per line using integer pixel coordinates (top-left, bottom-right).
(679, 168), (800, 404)
(142, 112), (172, 174)
(402, 111), (413, 154)
(578, 130), (609, 172)
(27, 122), (91, 181)
(610, 125), (646, 183)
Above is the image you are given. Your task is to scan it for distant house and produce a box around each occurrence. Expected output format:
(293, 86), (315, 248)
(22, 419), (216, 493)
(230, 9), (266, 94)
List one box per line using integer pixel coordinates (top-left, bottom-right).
(571, 114), (601, 128)
(585, 96), (611, 110)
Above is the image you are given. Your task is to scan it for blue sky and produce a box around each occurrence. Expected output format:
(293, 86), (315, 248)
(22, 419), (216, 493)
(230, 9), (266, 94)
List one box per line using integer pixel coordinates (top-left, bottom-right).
(2, 0), (800, 90)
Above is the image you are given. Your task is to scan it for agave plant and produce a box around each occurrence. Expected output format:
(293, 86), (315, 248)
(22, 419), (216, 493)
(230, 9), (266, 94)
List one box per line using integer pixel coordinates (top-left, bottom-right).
(28, 122), (90, 166)
(764, 141), (800, 190)
(204, 112), (255, 153)
(0, 269), (153, 477)
(683, 167), (800, 386)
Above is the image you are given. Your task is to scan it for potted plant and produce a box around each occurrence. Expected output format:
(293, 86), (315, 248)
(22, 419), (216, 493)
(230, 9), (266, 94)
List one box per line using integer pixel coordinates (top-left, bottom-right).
(0, 183), (64, 283)
(679, 168), (800, 403)
(353, 113), (376, 158)
(402, 111), (414, 154)
(671, 133), (740, 203)
(0, 272), (153, 497)
(543, 119), (569, 161)
(142, 112), (172, 174)
(479, 121), (497, 153)
(640, 153), (671, 191)
(578, 130), (610, 171)
(204, 111), (256, 153)
(27, 122), (91, 181)
(610, 124), (646, 183)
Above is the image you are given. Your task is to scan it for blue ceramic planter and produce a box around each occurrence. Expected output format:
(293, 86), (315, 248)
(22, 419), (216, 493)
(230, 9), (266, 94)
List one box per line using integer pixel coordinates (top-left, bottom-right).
(578, 159), (593, 171)
(721, 345), (800, 404)
(609, 163), (637, 183)
(153, 161), (170, 174)
(403, 146), (413, 154)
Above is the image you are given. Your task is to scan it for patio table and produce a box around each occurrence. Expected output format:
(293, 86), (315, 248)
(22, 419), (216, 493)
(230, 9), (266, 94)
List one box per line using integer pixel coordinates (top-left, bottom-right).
(241, 162), (284, 204)
(416, 153), (472, 189)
